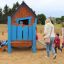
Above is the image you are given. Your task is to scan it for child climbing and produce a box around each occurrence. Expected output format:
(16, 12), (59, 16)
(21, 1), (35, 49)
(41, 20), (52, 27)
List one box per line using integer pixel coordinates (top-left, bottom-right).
(1, 40), (8, 51)
(0, 40), (8, 51)
(1, 40), (8, 46)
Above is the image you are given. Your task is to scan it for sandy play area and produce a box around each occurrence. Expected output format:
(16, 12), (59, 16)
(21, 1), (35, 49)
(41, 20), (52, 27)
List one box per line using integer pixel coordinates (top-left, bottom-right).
(0, 45), (64, 64)
(0, 32), (64, 64)
(0, 24), (64, 64)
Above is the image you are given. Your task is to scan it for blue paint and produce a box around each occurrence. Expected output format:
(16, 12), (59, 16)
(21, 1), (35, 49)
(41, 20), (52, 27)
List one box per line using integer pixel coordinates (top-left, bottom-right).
(17, 25), (22, 40)
(32, 18), (37, 53)
(11, 25), (17, 41)
(8, 16), (12, 53)
(28, 26), (33, 40)
(23, 26), (28, 40)
(34, 18), (37, 25)
(32, 24), (36, 53)
(8, 15), (37, 53)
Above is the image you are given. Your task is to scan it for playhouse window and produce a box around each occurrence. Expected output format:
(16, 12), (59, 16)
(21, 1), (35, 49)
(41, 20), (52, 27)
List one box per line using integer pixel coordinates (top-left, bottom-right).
(18, 19), (29, 25)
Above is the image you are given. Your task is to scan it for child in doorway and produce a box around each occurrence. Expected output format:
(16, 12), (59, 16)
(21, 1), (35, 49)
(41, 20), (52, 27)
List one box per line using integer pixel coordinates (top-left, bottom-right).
(54, 33), (62, 53)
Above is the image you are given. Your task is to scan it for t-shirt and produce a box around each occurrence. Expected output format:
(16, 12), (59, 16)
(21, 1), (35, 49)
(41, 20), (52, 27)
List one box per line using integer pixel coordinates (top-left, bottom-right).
(54, 36), (60, 47)
(44, 23), (55, 38)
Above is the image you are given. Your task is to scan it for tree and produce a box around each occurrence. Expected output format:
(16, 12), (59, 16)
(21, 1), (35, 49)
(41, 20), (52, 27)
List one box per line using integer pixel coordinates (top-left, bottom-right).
(0, 8), (3, 23)
(56, 18), (61, 24)
(8, 8), (12, 16)
(0, 2), (20, 24)
(37, 14), (46, 25)
(3, 5), (10, 23)
(61, 16), (64, 22)
(16, 2), (20, 8)
(3, 5), (9, 15)
(0, 8), (2, 16)
(12, 2), (20, 13)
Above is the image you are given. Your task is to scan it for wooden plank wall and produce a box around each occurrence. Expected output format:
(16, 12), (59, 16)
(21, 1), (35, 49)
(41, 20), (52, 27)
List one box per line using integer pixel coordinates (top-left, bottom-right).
(11, 25), (33, 41)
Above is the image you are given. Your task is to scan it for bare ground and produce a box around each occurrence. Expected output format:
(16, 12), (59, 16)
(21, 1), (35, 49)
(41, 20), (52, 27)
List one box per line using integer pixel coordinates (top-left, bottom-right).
(0, 48), (64, 64)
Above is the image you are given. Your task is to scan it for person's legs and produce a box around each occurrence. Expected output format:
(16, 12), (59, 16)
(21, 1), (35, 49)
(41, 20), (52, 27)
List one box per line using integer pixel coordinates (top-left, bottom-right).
(61, 45), (63, 52)
(49, 41), (52, 51)
(58, 46), (62, 52)
(50, 37), (55, 54)
(46, 43), (50, 57)
(55, 46), (57, 53)
(50, 37), (56, 59)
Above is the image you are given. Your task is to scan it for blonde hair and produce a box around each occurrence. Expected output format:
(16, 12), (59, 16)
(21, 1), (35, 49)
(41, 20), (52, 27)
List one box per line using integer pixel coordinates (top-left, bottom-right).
(45, 18), (52, 24)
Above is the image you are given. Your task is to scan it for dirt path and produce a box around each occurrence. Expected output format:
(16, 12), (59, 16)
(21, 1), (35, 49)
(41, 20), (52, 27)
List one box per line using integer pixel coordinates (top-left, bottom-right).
(0, 49), (64, 64)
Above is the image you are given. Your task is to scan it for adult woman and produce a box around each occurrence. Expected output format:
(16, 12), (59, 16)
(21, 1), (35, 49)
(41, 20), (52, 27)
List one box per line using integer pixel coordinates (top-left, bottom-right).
(44, 18), (56, 59)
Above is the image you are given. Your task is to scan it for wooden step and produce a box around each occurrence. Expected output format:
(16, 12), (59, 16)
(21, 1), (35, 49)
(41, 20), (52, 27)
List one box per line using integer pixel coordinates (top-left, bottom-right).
(11, 40), (32, 47)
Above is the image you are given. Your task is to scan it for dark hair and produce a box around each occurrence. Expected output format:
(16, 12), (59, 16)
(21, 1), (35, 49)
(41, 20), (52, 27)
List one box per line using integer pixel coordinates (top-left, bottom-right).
(56, 33), (59, 36)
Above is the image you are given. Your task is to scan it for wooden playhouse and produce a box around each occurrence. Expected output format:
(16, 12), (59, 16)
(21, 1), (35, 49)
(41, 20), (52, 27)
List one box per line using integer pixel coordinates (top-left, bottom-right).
(7, 1), (37, 53)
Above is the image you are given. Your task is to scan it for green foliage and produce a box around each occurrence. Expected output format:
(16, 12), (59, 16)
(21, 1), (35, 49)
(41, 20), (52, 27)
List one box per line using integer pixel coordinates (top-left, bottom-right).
(3, 5), (10, 23)
(61, 16), (64, 22)
(0, 8), (3, 23)
(0, 8), (2, 16)
(37, 14), (46, 25)
(3, 5), (9, 15)
(61, 22), (64, 27)
(0, 1), (64, 24)
(56, 16), (64, 24)
(12, 2), (20, 13)
(0, 2), (20, 24)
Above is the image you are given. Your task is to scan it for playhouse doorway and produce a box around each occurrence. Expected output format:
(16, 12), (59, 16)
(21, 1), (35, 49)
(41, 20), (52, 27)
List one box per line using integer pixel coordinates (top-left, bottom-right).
(18, 19), (29, 25)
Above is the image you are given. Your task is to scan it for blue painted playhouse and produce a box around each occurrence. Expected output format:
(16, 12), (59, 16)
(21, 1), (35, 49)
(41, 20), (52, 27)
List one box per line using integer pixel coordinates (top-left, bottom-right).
(7, 2), (37, 53)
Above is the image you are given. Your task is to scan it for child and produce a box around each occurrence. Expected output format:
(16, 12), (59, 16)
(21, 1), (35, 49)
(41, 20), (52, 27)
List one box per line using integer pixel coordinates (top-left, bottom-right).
(61, 36), (64, 50)
(54, 33), (62, 53)
(1, 40), (8, 51)
(1, 40), (8, 46)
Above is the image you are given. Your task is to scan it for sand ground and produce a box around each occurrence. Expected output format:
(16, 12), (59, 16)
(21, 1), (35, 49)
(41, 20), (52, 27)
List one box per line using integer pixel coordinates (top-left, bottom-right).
(0, 24), (64, 64)
(0, 46), (64, 64)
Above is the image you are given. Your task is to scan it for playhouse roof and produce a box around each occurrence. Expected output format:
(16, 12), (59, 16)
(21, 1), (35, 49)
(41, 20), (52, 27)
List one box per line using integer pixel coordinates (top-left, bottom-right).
(12, 1), (36, 17)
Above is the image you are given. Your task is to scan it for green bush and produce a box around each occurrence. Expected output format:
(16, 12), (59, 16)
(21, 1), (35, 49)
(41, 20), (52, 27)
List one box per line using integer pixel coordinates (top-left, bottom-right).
(62, 22), (64, 27)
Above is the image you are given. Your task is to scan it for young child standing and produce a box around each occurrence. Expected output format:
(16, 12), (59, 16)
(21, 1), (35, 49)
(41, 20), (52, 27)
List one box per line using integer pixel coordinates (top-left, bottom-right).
(54, 33), (62, 53)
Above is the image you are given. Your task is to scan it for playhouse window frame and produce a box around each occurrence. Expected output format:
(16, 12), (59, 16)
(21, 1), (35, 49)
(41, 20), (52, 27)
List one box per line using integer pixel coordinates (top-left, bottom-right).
(16, 16), (32, 25)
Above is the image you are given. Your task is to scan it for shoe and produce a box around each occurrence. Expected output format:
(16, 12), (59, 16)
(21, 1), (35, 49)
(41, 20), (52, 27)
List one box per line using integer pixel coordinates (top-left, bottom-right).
(53, 54), (56, 59)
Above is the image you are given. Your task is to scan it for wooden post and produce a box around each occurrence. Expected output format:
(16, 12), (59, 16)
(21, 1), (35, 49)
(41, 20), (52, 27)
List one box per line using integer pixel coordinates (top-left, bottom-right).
(32, 18), (37, 53)
(8, 16), (12, 53)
